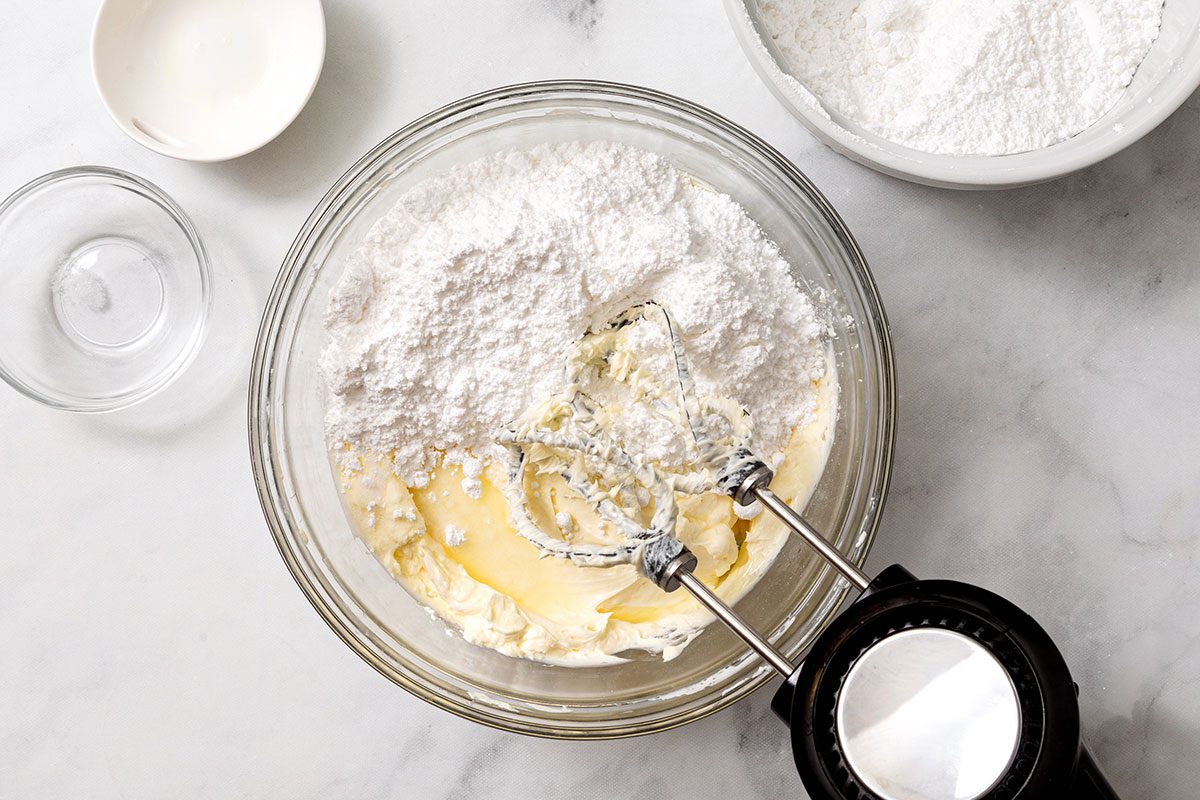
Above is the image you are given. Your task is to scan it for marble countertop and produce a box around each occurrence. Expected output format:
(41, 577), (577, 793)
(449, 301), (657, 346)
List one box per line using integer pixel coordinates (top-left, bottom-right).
(2, 2), (1197, 797)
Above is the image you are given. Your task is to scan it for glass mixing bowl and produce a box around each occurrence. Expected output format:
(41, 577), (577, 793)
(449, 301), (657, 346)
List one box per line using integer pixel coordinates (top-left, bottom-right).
(249, 81), (895, 739)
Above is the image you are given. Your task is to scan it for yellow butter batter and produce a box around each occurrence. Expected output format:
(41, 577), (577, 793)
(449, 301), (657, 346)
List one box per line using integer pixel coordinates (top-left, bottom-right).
(337, 378), (836, 666)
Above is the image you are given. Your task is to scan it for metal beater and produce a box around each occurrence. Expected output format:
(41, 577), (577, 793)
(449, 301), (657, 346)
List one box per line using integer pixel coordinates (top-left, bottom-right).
(498, 302), (1121, 800)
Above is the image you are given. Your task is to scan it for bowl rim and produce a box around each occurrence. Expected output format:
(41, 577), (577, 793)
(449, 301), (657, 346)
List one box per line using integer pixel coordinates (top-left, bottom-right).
(248, 79), (897, 738)
(89, 0), (327, 163)
(724, 0), (1200, 189)
(0, 164), (212, 413)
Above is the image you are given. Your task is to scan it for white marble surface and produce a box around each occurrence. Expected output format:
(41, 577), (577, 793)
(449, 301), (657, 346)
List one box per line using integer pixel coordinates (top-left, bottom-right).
(2, 2), (1198, 797)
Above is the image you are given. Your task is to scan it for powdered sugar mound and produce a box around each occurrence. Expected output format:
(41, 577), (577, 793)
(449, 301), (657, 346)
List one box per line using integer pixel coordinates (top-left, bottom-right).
(758, 0), (1164, 156)
(320, 141), (830, 484)
(443, 524), (467, 547)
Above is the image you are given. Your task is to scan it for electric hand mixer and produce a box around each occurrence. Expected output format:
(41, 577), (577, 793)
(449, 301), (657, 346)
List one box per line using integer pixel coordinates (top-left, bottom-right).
(497, 302), (1121, 800)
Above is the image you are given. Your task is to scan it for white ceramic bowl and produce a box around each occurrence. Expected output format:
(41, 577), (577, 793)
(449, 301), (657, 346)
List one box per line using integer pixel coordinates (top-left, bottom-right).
(92, 0), (325, 162)
(726, 0), (1200, 189)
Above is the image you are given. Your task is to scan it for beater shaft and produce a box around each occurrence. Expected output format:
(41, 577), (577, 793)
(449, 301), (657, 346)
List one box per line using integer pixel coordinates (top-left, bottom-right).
(662, 480), (871, 678)
(734, 463), (871, 592)
(753, 487), (871, 592)
(664, 559), (794, 677)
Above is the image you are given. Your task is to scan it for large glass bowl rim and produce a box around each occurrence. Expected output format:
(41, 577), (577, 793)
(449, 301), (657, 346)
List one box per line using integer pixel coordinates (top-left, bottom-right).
(248, 79), (896, 739)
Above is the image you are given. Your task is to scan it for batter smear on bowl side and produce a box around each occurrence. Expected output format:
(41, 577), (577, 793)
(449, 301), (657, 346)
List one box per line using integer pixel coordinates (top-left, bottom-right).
(319, 142), (837, 665)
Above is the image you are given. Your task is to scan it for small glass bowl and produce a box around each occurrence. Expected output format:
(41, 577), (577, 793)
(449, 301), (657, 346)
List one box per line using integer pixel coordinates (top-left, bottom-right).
(0, 167), (211, 412)
(249, 81), (895, 739)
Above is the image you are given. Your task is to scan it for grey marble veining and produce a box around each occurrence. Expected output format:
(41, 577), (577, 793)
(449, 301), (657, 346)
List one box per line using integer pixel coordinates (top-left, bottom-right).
(1, 1), (1197, 798)
(557, 0), (604, 34)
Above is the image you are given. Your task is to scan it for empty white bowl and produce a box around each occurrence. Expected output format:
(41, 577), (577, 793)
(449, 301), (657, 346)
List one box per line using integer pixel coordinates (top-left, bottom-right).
(726, 0), (1200, 189)
(92, 0), (325, 162)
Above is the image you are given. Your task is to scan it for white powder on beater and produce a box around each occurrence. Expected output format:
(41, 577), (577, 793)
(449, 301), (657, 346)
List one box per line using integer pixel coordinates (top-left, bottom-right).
(757, 0), (1165, 155)
(320, 141), (830, 484)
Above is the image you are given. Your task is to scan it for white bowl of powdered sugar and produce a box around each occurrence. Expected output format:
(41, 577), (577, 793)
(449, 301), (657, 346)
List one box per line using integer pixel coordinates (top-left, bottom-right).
(727, 0), (1200, 188)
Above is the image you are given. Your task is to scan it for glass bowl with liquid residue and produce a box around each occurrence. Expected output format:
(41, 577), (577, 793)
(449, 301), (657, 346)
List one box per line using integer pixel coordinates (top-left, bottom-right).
(0, 167), (210, 411)
(249, 81), (895, 739)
